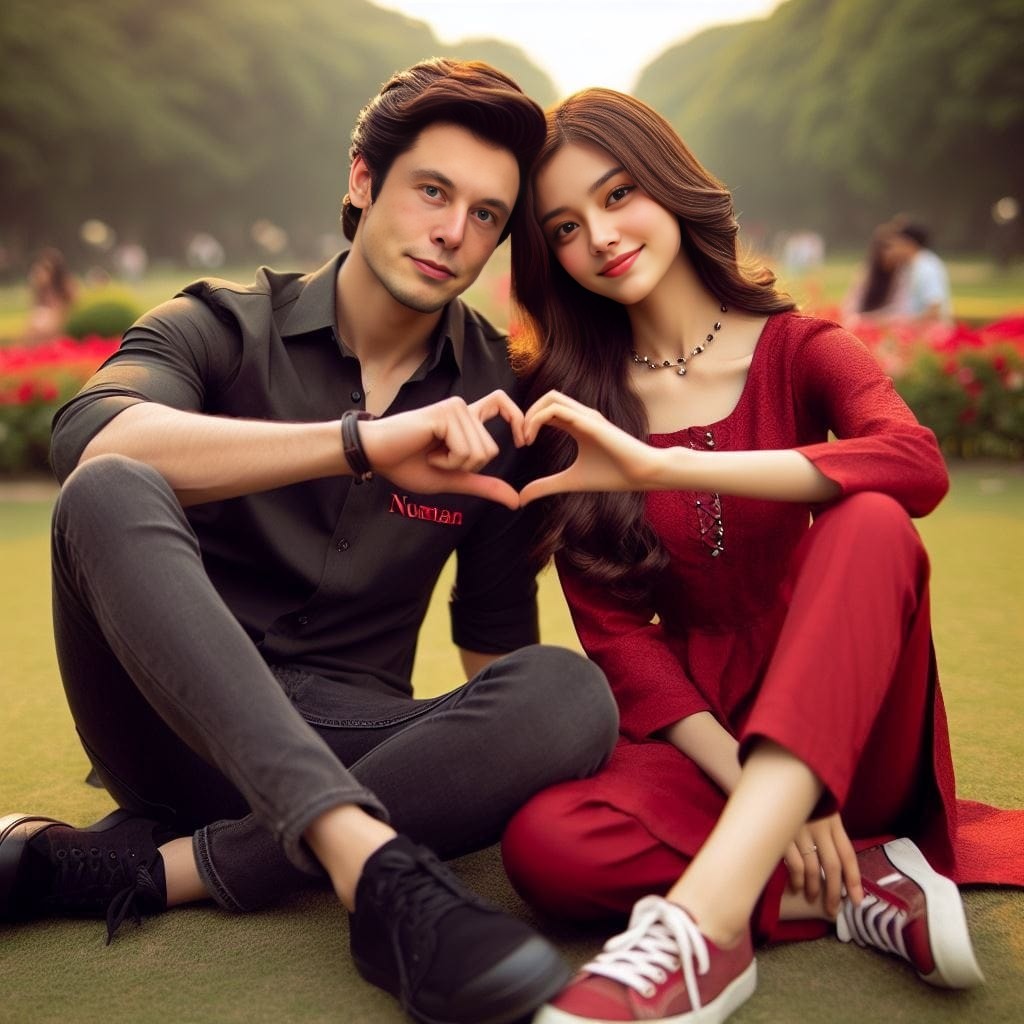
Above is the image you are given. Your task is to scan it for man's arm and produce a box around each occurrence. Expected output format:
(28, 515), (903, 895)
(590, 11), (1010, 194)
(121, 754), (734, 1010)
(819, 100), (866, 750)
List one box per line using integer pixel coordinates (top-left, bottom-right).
(80, 402), (351, 506)
(79, 392), (524, 508)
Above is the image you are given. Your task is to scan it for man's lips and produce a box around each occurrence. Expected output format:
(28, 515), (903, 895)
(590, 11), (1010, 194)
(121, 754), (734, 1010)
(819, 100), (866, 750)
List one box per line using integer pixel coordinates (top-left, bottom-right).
(599, 247), (642, 277)
(410, 256), (456, 280)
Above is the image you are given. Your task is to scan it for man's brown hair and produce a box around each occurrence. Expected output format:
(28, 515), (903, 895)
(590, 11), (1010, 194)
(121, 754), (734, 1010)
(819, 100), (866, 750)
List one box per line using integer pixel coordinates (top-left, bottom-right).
(342, 58), (545, 243)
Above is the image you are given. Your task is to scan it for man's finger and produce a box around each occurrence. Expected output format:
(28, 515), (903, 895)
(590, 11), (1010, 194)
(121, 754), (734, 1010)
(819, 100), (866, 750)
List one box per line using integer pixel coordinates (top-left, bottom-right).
(470, 389), (526, 448)
(443, 471), (519, 509)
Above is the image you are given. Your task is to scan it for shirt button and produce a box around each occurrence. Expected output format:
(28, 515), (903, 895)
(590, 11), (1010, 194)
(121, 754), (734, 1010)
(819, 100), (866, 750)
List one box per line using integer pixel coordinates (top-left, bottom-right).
(336, 539), (350, 551)
(297, 615), (310, 625)
(351, 390), (362, 402)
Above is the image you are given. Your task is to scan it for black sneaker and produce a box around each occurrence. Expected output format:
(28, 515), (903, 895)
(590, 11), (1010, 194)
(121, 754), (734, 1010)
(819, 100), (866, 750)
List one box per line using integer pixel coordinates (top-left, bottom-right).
(350, 835), (571, 1024)
(0, 809), (171, 943)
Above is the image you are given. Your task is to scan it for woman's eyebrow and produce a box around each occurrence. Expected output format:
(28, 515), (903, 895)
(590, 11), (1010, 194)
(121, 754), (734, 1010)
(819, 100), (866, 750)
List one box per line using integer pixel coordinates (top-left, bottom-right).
(539, 165), (625, 226)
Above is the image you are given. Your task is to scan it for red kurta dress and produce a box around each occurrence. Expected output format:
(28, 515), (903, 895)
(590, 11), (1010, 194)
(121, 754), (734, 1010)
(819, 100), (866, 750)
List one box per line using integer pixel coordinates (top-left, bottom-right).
(503, 313), (1022, 941)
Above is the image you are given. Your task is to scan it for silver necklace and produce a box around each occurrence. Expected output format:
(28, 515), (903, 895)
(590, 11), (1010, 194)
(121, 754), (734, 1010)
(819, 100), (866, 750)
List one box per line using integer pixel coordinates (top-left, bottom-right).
(632, 304), (728, 377)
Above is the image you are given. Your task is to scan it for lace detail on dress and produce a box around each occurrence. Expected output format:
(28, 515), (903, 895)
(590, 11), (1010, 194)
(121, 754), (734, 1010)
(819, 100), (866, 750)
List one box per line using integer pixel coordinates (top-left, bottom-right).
(688, 428), (724, 557)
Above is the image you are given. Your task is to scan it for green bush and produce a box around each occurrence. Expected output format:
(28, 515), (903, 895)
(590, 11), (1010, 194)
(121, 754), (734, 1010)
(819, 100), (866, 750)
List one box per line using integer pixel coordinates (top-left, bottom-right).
(64, 288), (143, 340)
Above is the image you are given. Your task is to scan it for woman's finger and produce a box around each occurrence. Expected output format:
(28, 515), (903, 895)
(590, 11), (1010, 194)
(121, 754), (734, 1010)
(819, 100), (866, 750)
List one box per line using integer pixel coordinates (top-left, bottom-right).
(833, 819), (863, 910)
(802, 843), (822, 903)
(519, 467), (580, 506)
(783, 842), (805, 893)
(817, 839), (843, 915)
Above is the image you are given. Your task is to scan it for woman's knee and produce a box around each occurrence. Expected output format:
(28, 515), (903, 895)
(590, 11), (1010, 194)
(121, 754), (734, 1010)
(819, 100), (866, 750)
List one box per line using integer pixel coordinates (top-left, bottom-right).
(819, 492), (926, 564)
(502, 788), (631, 921)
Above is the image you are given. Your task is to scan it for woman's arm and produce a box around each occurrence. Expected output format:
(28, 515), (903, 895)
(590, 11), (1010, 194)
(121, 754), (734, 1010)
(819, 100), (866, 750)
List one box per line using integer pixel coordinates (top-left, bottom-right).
(519, 390), (840, 505)
(663, 711), (742, 795)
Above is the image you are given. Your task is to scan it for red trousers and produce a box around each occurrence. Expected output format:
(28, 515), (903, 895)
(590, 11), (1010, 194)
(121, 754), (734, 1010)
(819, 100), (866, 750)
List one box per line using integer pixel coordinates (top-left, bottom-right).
(502, 493), (952, 944)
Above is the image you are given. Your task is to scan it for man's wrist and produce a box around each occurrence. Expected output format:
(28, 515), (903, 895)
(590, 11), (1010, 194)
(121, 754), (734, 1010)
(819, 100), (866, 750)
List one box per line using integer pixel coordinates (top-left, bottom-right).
(341, 410), (375, 482)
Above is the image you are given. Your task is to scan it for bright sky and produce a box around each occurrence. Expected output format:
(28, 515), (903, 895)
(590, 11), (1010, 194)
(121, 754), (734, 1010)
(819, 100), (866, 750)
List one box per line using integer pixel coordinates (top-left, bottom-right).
(376, 0), (784, 97)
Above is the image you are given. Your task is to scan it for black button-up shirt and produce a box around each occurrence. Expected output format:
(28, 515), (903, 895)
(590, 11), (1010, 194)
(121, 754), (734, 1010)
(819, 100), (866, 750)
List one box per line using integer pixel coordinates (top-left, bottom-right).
(51, 253), (539, 694)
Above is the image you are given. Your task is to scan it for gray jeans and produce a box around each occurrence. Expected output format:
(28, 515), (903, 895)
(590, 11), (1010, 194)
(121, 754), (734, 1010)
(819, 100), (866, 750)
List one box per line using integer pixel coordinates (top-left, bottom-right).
(51, 455), (618, 911)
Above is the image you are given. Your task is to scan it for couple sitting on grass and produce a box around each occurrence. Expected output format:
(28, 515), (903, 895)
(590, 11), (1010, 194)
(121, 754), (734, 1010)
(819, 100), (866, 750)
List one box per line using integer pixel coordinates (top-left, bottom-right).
(2, 59), (1020, 1024)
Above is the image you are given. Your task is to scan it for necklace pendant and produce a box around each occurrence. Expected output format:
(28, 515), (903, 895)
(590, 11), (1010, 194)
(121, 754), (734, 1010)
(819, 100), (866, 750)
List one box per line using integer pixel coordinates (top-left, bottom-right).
(630, 304), (726, 381)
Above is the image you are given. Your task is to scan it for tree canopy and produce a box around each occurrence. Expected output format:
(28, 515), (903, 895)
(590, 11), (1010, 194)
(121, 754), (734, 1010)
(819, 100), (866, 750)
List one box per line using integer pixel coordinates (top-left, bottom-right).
(634, 0), (1024, 252)
(0, 0), (557, 264)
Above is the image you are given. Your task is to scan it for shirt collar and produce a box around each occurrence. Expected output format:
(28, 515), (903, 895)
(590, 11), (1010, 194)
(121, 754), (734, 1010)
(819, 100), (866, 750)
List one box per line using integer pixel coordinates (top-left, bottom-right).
(280, 250), (465, 374)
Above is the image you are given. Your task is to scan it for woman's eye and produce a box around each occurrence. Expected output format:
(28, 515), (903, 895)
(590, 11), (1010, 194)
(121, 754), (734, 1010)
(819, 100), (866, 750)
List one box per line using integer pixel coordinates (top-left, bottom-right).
(554, 222), (578, 239)
(609, 185), (634, 205)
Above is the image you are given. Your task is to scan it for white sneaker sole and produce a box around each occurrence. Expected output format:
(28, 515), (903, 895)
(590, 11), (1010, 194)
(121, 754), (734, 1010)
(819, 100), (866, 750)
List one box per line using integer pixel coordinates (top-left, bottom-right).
(534, 958), (757, 1024)
(880, 837), (985, 989)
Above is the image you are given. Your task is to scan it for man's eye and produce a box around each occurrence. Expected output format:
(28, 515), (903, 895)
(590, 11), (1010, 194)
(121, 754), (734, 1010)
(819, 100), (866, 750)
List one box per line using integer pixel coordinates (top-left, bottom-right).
(475, 210), (493, 223)
(423, 185), (442, 199)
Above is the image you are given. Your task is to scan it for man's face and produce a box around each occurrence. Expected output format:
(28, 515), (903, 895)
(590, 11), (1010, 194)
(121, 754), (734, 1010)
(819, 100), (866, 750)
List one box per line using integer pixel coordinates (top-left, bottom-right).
(348, 122), (520, 313)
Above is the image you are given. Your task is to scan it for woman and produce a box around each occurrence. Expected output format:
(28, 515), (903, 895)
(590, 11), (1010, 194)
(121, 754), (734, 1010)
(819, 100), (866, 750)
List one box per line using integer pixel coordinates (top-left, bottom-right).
(20, 247), (78, 345)
(501, 89), (1016, 1024)
(841, 221), (902, 327)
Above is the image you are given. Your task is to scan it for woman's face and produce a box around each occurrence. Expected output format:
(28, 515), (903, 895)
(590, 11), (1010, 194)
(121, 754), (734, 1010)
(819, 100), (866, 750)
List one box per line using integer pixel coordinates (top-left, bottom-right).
(533, 141), (682, 306)
(532, 142), (684, 305)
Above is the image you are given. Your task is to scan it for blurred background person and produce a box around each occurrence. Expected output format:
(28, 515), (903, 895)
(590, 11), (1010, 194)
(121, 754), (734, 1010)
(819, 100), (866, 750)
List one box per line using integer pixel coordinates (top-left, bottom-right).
(841, 222), (903, 328)
(885, 220), (953, 326)
(19, 247), (78, 346)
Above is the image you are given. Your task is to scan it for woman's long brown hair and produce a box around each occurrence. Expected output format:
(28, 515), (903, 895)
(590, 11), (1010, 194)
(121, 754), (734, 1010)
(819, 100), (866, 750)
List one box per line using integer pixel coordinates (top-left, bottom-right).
(511, 88), (796, 600)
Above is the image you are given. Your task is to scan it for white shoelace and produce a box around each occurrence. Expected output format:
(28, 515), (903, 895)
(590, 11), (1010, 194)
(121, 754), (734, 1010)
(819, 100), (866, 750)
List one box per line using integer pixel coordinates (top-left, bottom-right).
(836, 892), (910, 962)
(582, 896), (709, 1008)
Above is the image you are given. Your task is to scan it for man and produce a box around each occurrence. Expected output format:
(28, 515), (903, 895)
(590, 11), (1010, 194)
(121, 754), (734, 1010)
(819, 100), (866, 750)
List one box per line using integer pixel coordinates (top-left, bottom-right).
(0, 59), (617, 1024)
(886, 221), (953, 325)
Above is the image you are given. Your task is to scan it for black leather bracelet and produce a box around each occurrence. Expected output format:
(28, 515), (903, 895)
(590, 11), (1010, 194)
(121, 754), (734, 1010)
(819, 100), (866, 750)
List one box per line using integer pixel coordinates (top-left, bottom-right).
(341, 410), (375, 483)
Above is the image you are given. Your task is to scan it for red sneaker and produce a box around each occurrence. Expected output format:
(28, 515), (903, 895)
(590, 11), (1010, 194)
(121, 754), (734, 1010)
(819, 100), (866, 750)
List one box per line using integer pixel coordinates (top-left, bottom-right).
(837, 837), (984, 988)
(535, 895), (756, 1023)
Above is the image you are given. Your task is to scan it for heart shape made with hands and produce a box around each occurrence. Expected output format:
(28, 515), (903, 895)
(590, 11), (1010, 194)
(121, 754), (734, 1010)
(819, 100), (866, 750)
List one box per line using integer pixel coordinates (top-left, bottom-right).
(405, 388), (660, 511)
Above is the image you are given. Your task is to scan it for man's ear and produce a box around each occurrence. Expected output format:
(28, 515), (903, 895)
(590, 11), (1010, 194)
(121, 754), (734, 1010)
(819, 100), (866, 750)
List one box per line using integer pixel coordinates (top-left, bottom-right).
(348, 154), (373, 210)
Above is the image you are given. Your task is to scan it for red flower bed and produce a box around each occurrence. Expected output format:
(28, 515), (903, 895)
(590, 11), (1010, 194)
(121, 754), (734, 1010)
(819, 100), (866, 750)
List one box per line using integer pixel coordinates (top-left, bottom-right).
(816, 310), (1024, 458)
(0, 335), (120, 472)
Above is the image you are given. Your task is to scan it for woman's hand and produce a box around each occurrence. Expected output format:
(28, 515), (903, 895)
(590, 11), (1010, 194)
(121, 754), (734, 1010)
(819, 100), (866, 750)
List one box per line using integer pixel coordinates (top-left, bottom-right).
(519, 390), (668, 505)
(360, 390), (525, 508)
(783, 812), (864, 918)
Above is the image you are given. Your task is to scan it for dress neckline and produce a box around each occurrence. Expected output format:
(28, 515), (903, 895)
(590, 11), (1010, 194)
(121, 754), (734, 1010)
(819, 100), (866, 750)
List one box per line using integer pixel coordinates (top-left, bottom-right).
(648, 312), (783, 439)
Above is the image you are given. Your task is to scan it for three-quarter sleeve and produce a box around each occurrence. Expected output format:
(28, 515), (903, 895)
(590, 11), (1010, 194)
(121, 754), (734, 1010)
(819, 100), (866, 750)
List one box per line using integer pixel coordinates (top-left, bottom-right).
(556, 556), (709, 741)
(791, 323), (949, 517)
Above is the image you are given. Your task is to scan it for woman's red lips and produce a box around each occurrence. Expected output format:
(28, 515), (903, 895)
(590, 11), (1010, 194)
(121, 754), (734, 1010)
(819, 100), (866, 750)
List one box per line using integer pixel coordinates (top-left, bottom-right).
(600, 248), (642, 277)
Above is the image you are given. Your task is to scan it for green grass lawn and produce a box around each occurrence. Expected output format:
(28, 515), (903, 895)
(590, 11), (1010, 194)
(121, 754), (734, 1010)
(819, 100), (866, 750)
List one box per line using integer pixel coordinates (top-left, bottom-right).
(0, 463), (1021, 1022)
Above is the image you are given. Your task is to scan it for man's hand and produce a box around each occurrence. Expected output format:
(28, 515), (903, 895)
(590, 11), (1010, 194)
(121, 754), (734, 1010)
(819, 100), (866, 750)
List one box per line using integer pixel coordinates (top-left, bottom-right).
(359, 390), (525, 508)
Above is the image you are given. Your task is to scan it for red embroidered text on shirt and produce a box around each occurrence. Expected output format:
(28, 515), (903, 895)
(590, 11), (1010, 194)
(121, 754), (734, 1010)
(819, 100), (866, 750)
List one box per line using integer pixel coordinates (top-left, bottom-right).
(388, 492), (464, 526)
